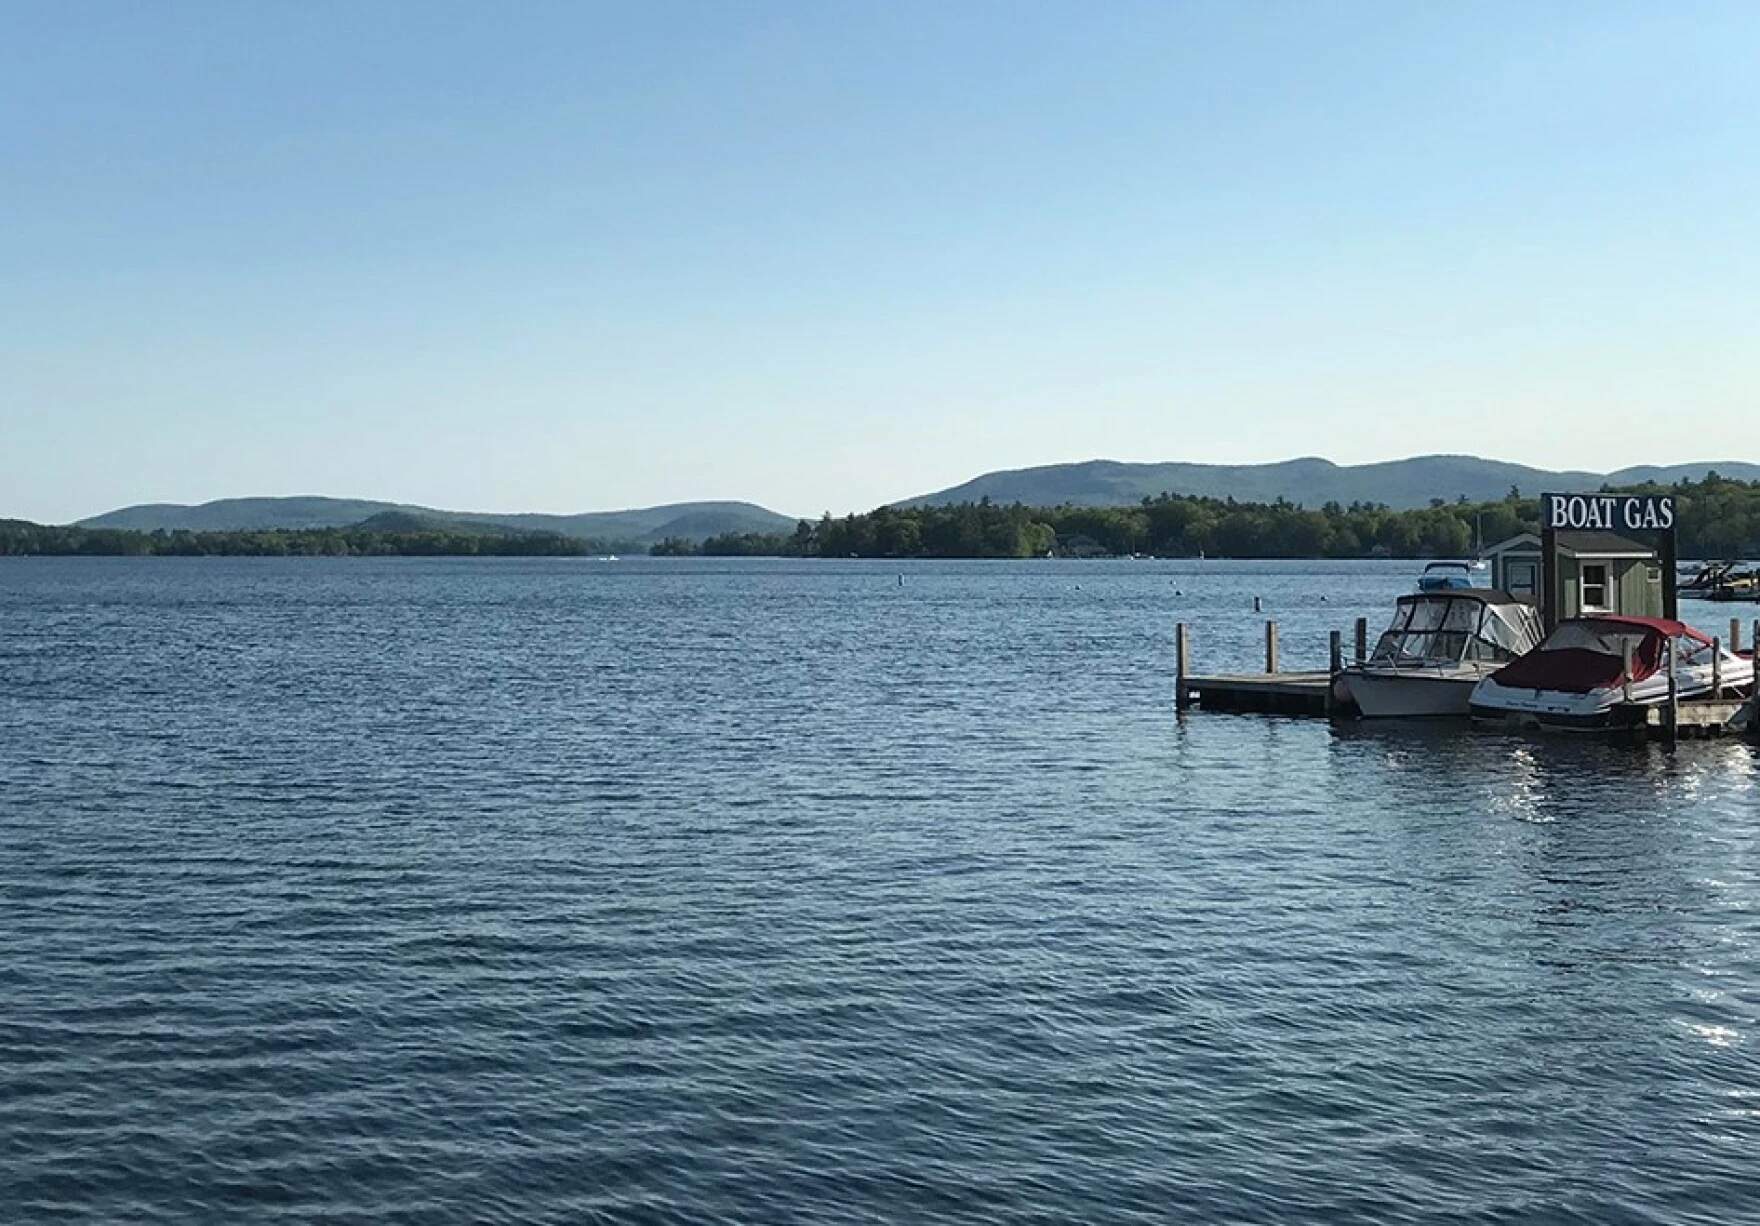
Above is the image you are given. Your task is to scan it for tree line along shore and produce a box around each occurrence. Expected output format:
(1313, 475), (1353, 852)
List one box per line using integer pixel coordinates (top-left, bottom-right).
(664, 476), (1758, 559)
(0, 521), (621, 558)
(5, 476), (1757, 561)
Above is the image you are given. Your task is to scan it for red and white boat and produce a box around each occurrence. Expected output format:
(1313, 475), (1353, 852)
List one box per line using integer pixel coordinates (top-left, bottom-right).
(1469, 615), (1755, 731)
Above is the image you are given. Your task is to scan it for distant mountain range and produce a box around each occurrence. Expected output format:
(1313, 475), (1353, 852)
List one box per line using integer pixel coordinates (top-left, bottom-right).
(896, 455), (1760, 511)
(77, 497), (799, 545)
(66, 456), (1760, 539)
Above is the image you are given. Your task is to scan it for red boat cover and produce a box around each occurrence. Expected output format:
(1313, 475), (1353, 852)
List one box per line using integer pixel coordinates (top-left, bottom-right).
(1487, 616), (1702, 694)
(1491, 646), (1654, 693)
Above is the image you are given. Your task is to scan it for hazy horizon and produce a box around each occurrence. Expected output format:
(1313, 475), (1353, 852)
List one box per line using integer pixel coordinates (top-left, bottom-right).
(7, 3), (1759, 524)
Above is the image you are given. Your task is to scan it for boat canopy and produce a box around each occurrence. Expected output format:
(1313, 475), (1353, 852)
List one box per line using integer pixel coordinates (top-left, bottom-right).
(1371, 591), (1544, 666)
(1488, 616), (1717, 694)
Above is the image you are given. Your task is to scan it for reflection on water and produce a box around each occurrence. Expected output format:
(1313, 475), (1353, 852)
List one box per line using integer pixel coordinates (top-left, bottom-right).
(1, 557), (1757, 1224)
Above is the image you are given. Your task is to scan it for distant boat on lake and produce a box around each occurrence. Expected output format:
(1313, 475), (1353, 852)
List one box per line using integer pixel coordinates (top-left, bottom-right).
(1417, 561), (1476, 592)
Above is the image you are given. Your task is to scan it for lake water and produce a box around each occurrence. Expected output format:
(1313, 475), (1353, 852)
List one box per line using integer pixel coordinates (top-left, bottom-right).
(3, 558), (1757, 1224)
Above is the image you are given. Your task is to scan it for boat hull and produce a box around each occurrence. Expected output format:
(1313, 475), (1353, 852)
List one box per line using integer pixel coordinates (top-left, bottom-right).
(1339, 668), (1486, 718)
(1469, 657), (1755, 732)
(1467, 700), (1644, 733)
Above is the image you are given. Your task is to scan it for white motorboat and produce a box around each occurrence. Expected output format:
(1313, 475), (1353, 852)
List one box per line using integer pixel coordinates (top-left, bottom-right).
(1470, 615), (1756, 731)
(1335, 590), (1544, 718)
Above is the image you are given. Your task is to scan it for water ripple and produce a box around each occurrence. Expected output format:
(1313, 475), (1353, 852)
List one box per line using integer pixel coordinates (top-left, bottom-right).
(2, 557), (1757, 1224)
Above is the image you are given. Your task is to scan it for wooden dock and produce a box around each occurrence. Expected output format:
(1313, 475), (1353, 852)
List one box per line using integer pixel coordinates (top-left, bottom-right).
(1174, 620), (1356, 717)
(1636, 697), (1752, 739)
(1179, 671), (1335, 715)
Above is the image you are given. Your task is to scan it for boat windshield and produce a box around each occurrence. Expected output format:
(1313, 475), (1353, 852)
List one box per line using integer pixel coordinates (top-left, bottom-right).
(1539, 621), (1654, 657)
(1539, 620), (1719, 671)
(1371, 596), (1542, 666)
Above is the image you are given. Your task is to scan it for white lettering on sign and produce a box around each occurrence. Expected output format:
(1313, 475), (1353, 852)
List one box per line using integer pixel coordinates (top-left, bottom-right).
(1543, 494), (1675, 534)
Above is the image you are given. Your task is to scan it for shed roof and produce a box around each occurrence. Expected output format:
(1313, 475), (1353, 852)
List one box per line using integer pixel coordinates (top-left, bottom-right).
(1483, 532), (1540, 555)
(1482, 530), (1657, 559)
(1556, 530), (1656, 558)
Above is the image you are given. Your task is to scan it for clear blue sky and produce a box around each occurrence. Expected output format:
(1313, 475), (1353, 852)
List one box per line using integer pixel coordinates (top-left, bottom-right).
(4, 2), (1757, 523)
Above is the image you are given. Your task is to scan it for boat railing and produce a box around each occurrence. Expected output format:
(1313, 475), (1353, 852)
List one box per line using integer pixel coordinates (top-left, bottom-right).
(1368, 654), (1505, 672)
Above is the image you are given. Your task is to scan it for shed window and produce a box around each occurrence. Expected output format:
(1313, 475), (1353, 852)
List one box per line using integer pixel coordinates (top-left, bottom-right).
(1582, 563), (1610, 612)
(1503, 558), (1538, 598)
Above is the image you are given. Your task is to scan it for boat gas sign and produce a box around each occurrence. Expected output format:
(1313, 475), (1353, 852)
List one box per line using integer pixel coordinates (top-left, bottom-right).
(1542, 493), (1675, 533)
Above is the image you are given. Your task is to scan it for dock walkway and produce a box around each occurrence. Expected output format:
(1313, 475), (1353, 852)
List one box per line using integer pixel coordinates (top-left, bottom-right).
(1179, 671), (1334, 715)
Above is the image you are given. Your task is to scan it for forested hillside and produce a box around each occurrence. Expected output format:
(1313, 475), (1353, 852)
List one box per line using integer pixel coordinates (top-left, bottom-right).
(899, 455), (1760, 511)
(663, 474), (1760, 560)
(14, 476), (1759, 560)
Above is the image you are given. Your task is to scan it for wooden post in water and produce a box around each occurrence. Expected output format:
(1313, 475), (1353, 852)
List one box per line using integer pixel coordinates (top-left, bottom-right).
(1265, 621), (1280, 675)
(1666, 638), (1680, 741)
(1732, 618), (1743, 655)
(1327, 630), (1343, 719)
(1354, 617), (1368, 664)
(1713, 637), (1723, 698)
(1176, 622), (1192, 711)
(1621, 639), (1634, 705)
(1747, 619), (1760, 737)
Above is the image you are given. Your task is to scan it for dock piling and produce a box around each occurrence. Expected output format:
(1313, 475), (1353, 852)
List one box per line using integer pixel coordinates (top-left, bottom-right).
(1327, 630), (1342, 719)
(1713, 637), (1723, 697)
(1749, 619), (1760, 736)
(1621, 640), (1634, 704)
(1732, 618), (1743, 655)
(1265, 621), (1280, 675)
(1666, 642), (1680, 741)
(1176, 622), (1192, 710)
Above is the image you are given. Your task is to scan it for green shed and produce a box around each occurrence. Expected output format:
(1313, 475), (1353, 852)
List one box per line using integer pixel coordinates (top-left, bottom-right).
(1485, 530), (1662, 624)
